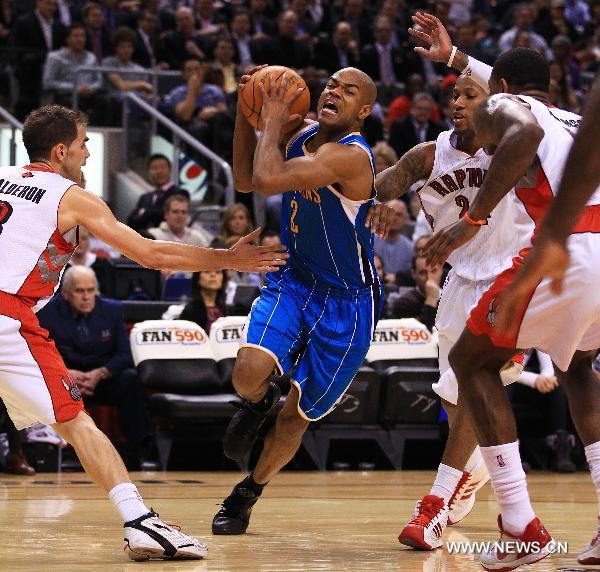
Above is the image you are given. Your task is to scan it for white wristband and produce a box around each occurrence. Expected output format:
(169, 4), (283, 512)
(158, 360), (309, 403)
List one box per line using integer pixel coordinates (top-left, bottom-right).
(447, 45), (458, 68)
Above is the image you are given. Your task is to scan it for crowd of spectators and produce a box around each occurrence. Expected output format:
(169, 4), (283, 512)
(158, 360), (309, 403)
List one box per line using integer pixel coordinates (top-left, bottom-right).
(0, 0), (598, 471)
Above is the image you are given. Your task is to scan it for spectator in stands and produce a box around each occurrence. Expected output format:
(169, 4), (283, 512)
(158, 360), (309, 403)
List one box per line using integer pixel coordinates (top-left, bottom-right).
(248, 0), (277, 39)
(549, 60), (579, 110)
(313, 20), (360, 75)
(56, 0), (81, 28)
(387, 254), (443, 331)
(103, 26), (153, 104)
(66, 226), (112, 294)
(454, 22), (493, 64)
(43, 23), (111, 125)
(254, 10), (311, 68)
(508, 349), (577, 472)
(0, 0), (13, 48)
(211, 202), (253, 248)
(127, 153), (188, 232)
(289, 0), (318, 41)
(333, 0), (373, 48)
(385, 73), (436, 131)
(148, 193), (213, 247)
(193, 0), (227, 40)
(38, 266), (155, 469)
(372, 141), (398, 174)
(229, 8), (259, 68)
(212, 36), (239, 96)
(359, 15), (408, 86)
(471, 14), (499, 62)
(12, 0), (66, 120)
(499, 3), (552, 59)
(378, 0), (409, 48)
(161, 6), (210, 70)
(563, 0), (592, 33)
(161, 56), (233, 163)
(374, 199), (413, 284)
(83, 1), (111, 62)
(389, 92), (444, 159)
(257, 230), (281, 284)
(179, 270), (228, 331)
(535, 0), (578, 43)
(551, 34), (582, 91)
(132, 8), (165, 68)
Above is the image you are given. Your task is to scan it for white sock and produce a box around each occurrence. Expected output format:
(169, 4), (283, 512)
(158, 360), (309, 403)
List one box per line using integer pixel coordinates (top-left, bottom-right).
(108, 482), (150, 523)
(430, 463), (463, 503)
(480, 441), (535, 536)
(465, 447), (483, 473)
(585, 441), (600, 517)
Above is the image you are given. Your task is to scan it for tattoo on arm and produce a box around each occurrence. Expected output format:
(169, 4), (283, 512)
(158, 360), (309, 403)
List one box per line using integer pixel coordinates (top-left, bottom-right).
(375, 143), (433, 202)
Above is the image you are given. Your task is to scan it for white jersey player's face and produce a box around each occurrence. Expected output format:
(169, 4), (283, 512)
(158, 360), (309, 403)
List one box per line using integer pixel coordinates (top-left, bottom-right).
(452, 76), (488, 135)
(61, 123), (90, 185)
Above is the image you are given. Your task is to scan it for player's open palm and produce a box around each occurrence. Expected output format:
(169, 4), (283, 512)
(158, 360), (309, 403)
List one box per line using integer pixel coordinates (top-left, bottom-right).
(258, 73), (305, 127)
(409, 12), (452, 64)
(229, 227), (289, 272)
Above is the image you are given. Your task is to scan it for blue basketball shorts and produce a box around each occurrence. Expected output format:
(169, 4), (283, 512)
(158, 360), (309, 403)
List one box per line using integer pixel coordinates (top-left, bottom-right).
(241, 268), (382, 421)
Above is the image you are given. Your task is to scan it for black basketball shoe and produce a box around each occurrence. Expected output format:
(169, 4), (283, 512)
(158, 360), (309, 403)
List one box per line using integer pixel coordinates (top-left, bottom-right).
(212, 478), (263, 535)
(223, 382), (281, 460)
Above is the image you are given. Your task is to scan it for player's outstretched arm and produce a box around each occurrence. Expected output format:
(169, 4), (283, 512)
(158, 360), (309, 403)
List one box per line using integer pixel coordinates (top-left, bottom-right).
(467, 96), (544, 221)
(234, 65), (267, 193)
(58, 187), (288, 273)
(374, 142), (435, 203)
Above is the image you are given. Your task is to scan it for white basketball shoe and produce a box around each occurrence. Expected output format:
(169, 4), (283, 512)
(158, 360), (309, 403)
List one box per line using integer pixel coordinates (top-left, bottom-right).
(398, 494), (448, 550)
(578, 518), (600, 565)
(124, 510), (208, 561)
(447, 460), (490, 525)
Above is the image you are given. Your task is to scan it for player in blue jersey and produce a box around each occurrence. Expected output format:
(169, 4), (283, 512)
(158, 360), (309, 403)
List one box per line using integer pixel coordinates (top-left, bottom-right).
(212, 67), (384, 535)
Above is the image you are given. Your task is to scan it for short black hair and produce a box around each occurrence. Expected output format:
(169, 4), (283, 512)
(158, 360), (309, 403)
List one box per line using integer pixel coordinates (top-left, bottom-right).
(148, 153), (171, 168)
(22, 105), (87, 161)
(490, 48), (550, 93)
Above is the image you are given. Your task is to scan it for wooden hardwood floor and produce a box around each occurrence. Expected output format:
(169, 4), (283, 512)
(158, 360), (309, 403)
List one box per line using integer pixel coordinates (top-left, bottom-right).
(0, 470), (595, 571)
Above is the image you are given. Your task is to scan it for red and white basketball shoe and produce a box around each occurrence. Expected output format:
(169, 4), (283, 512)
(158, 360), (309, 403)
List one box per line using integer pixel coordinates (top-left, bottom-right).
(578, 518), (600, 565)
(447, 461), (490, 525)
(398, 494), (448, 550)
(479, 515), (553, 571)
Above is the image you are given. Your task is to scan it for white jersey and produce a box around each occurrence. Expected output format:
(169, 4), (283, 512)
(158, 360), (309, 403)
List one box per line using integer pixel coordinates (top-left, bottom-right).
(418, 130), (533, 281)
(0, 165), (77, 312)
(514, 96), (600, 227)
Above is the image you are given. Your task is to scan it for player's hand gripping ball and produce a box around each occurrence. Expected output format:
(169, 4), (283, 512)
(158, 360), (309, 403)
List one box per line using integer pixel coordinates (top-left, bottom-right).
(239, 65), (310, 133)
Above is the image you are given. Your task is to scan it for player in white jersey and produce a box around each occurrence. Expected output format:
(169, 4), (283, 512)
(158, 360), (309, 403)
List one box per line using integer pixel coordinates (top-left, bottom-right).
(415, 14), (600, 568)
(373, 70), (532, 550)
(0, 105), (287, 561)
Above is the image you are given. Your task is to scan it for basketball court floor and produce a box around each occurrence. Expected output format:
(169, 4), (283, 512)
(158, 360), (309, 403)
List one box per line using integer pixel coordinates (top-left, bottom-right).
(0, 470), (594, 571)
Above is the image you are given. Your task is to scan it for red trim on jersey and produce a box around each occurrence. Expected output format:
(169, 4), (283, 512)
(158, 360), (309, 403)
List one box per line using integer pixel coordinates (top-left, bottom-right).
(16, 228), (77, 307)
(0, 291), (84, 423)
(466, 248), (537, 349)
(515, 167), (553, 239)
(23, 164), (56, 173)
(517, 166), (600, 237)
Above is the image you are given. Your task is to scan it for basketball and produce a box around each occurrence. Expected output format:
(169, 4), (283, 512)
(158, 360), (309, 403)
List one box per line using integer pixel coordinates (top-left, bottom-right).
(239, 65), (310, 133)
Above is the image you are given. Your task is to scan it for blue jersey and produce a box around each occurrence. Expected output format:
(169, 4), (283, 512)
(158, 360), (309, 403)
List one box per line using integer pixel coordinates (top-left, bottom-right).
(280, 123), (379, 291)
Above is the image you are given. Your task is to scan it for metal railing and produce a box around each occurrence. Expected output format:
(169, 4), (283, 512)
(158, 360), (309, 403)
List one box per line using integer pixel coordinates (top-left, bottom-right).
(72, 65), (182, 135)
(122, 91), (234, 204)
(0, 105), (23, 165)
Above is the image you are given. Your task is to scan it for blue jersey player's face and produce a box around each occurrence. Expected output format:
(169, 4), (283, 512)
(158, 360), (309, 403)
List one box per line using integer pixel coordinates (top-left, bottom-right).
(317, 71), (365, 129)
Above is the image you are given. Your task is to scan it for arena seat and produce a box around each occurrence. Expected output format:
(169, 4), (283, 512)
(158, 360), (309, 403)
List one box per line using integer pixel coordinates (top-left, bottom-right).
(130, 320), (223, 394)
(209, 316), (246, 391)
(321, 367), (381, 425)
(366, 318), (439, 374)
